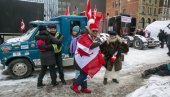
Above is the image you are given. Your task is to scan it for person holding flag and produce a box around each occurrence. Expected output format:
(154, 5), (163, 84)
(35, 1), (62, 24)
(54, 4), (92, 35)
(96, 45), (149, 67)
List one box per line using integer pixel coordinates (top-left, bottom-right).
(70, 19), (106, 93)
(100, 31), (129, 85)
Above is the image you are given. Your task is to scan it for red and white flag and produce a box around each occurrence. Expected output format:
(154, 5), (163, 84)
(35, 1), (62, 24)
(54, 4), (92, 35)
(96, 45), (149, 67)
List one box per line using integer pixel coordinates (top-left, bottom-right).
(86, 0), (92, 19)
(75, 34), (105, 78)
(64, 5), (70, 16)
(20, 19), (25, 32)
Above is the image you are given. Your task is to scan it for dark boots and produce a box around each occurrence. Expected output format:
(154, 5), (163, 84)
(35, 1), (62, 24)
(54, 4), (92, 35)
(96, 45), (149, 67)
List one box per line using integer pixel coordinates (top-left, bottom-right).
(70, 84), (80, 93)
(51, 81), (59, 87)
(37, 83), (45, 89)
(61, 78), (66, 85)
(103, 78), (107, 85)
(80, 88), (91, 93)
(103, 78), (119, 84)
(112, 79), (119, 83)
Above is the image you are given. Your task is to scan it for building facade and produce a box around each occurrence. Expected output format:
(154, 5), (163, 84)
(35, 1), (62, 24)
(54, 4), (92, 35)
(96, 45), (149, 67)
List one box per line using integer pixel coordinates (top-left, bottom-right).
(106, 0), (170, 30)
(137, 0), (160, 29)
(159, 0), (170, 20)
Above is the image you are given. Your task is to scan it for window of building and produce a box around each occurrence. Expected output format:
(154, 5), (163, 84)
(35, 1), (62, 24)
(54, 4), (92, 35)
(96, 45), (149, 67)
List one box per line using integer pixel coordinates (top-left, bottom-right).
(115, 10), (118, 15)
(123, 9), (126, 14)
(149, 0), (151, 3)
(155, 0), (157, 4)
(141, 6), (145, 14)
(147, 18), (151, 24)
(141, 17), (145, 28)
(112, 1), (114, 8)
(154, 8), (156, 15)
(115, 1), (119, 8)
(148, 7), (150, 15)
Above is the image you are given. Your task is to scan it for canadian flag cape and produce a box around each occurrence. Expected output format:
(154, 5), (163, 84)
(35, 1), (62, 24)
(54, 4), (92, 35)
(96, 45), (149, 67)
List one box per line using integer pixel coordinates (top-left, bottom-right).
(75, 34), (105, 78)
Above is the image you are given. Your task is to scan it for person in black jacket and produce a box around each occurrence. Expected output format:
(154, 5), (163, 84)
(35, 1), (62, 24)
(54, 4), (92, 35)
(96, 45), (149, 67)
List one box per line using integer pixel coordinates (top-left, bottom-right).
(157, 29), (165, 48)
(36, 25), (62, 88)
(167, 34), (170, 56)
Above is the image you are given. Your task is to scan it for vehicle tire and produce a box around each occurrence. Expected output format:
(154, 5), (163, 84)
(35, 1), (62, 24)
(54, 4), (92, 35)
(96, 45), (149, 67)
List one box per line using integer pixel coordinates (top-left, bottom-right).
(8, 58), (33, 79)
(133, 38), (144, 50)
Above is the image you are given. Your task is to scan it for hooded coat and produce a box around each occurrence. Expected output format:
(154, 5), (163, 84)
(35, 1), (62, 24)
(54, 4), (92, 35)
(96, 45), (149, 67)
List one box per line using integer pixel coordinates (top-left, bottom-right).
(36, 30), (56, 66)
(100, 36), (129, 71)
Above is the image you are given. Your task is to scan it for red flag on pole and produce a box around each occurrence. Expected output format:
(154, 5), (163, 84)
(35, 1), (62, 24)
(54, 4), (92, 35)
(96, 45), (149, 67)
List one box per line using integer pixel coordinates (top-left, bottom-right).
(86, 0), (92, 19)
(64, 5), (70, 16)
(20, 19), (25, 32)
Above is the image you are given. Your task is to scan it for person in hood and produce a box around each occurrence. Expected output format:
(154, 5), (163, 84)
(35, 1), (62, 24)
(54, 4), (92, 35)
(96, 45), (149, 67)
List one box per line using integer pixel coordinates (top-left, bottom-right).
(100, 31), (129, 85)
(69, 25), (81, 57)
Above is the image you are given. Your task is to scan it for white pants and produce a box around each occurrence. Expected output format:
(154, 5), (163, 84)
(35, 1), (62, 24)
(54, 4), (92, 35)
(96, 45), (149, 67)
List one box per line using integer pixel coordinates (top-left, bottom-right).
(104, 65), (120, 80)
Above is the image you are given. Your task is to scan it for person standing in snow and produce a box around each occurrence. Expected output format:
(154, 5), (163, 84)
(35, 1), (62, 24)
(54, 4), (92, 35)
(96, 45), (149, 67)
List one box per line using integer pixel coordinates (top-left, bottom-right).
(141, 63), (170, 78)
(157, 29), (165, 48)
(70, 21), (106, 93)
(167, 34), (170, 56)
(100, 31), (129, 85)
(48, 24), (66, 85)
(36, 25), (62, 88)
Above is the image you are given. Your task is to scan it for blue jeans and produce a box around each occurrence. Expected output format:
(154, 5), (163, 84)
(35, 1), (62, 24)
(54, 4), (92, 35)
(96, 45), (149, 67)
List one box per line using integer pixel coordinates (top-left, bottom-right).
(74, 70), (88, 88)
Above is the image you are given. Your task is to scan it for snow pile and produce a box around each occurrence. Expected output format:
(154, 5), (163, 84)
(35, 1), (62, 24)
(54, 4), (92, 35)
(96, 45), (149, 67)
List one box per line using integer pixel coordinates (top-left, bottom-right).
(127, 76), (170, 97)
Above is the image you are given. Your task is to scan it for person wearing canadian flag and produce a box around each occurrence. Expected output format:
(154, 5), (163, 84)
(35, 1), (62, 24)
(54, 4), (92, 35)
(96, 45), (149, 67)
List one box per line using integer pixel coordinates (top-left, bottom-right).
(100, 31), (129, 85)
(70, 19), (106, 93)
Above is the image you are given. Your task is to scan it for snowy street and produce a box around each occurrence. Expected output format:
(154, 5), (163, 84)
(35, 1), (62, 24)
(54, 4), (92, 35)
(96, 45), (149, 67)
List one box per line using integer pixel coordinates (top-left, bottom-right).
(0, 47), (170, 97)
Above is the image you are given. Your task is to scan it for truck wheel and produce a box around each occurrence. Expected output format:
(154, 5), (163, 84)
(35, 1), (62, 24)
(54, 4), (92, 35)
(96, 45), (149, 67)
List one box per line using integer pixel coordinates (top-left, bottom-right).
(8, 59), (33, 79)
(133, 38), (144, 50)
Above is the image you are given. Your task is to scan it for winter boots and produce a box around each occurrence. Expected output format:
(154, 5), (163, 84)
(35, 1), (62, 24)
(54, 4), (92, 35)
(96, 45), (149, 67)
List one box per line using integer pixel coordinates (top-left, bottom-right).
(61, 78), (66, 85)
(103, 78), (107, 85)
(70, 84), (92, 93)
(103, 78), (119, 85)
(70, 84), (80, 93)
(37, 83), (45, 89)
(80, 88), (92, 93)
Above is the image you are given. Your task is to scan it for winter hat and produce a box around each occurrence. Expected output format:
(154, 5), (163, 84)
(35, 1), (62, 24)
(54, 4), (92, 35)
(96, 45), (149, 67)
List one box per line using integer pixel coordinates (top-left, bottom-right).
(87, 19), (95, 27)
(38, 25), (46, 31)
(72, 26), (80, 33)
(89, 23), (98, 31)
(48, 24), (56, 28)
(108, 31), (117, 35)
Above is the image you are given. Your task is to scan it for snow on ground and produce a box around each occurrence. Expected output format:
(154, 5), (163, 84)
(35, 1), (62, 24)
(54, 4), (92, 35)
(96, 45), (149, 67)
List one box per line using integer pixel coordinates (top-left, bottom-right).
(0, 47), (170, 97)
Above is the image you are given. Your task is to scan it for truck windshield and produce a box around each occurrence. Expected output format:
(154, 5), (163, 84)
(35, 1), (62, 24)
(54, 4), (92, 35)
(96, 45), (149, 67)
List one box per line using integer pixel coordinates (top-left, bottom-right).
(19, 27), (36, 41)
